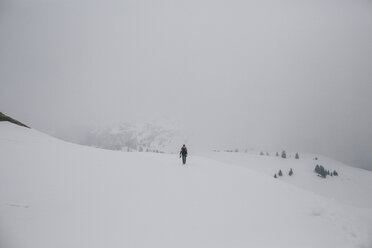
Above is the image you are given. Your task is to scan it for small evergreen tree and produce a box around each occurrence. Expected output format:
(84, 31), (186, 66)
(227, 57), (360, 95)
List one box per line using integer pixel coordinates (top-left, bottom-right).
(260, 151), (264, 156)
(281, 150), (287, 159)
(288, 168), (293, 176)
(315, 165), (327, 178)
(274, 174), (277, 178)
(333, 170), (338, 176)
(295, 153), (299, 159)
(278, 170), (283, 176)
(276, 152), (279, 157)
(266, 152), (269, 156)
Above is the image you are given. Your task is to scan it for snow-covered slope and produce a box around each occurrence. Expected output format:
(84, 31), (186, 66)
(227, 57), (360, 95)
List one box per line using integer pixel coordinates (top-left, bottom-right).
(0, 122), (371, 248)
(202, 151), (372, 208)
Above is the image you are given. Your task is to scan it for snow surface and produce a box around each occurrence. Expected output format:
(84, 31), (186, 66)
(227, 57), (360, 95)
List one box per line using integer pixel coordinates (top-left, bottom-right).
(0, 122), (371, 248)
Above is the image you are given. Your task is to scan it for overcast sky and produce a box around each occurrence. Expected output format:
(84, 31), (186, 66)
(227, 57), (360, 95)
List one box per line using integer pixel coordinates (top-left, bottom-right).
(1, 0), (372, 169)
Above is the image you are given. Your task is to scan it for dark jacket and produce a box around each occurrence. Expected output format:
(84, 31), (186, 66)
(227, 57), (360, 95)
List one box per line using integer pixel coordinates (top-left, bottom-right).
(180, 146), (188, 157)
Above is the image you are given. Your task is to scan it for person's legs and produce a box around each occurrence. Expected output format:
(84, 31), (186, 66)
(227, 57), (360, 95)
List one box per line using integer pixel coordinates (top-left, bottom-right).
(182, 155), (186, 164)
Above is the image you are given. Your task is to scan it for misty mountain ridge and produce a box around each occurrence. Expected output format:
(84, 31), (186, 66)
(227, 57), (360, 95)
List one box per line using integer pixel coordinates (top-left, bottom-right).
(58, 121), (361, 167)
(79, 121), (187, 153)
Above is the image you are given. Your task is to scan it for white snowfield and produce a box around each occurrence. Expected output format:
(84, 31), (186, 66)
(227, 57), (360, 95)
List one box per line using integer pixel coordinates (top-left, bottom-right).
(0, 122), (371, 248)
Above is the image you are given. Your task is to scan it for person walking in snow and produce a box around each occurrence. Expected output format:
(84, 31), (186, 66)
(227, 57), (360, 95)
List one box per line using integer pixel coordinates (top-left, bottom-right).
(180, 144), (188, 165)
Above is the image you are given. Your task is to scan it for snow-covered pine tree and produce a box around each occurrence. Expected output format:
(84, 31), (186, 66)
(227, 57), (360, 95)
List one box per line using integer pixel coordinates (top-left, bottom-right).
(281, 150), (287, 159)
(315, 165), (327, 178)
(295, 153), (299, 159)
(278, 170), (283, 176)
(289, 168), (293, 176)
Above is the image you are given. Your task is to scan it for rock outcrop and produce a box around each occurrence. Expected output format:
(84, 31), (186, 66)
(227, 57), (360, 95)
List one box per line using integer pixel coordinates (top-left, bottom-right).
(0, 112), (29, 128)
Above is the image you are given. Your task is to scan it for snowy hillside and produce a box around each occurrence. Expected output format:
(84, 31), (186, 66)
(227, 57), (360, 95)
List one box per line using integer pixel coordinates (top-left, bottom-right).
(0, 122), (372, 248)
(202, 151), (372, 208)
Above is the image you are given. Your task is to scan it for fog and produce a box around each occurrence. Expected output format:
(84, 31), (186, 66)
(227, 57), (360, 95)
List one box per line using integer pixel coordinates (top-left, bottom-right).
(1, 0), (372, 169)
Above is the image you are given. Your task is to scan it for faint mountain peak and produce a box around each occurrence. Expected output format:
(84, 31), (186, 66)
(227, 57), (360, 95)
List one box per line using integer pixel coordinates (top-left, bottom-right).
(82, 120), (186, 153)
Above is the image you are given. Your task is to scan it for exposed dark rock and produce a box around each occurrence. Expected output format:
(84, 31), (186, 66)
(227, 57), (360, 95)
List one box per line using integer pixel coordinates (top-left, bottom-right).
(0, 112), (29, 128)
